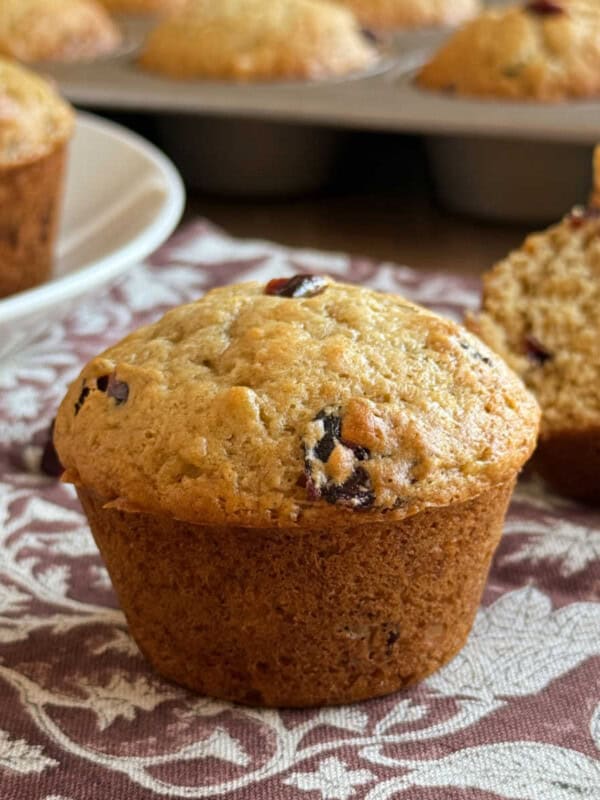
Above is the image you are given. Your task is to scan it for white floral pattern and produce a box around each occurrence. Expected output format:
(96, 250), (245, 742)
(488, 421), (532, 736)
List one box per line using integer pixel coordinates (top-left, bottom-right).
(0, 221), (598, 800)
(285, 758), (376, 799)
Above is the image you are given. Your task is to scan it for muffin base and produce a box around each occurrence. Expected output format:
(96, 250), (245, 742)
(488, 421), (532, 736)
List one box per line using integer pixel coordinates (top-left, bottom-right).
(0, 145), (67, 298)
(535, 429), (600, 505)
(79, 480), (514, 707)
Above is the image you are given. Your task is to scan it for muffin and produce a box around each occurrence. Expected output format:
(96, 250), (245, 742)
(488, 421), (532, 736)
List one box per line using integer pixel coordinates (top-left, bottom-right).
(335, 0), (480, 30)
(98, 0), (185, 14)
(417, 0), (600, 101)
(0, 59), (74, 298)
(54, 277), (539, 707)
(467, 152), (600, 503)
(0, 0), (122, 64)
(138, 0), (378, 81)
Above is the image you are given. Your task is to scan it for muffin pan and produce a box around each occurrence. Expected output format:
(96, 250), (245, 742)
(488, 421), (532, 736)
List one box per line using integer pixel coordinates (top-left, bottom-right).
(41, 16), (600, 215)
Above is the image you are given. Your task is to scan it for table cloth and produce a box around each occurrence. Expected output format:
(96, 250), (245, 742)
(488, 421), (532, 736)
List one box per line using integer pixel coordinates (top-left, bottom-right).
(1, 221), (599, 800)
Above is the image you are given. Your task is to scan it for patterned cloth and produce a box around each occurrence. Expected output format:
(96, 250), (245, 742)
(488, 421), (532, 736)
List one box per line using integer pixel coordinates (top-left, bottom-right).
(0, 221), (599, 800)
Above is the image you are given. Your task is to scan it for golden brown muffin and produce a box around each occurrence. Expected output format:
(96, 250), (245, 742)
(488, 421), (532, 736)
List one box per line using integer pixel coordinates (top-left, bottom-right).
(467, 149), (600, 503)
(0, 0), (122, 63)
(417, 0), (600, 101)
(0, 59), (74, 297)
(55, 277), (540, 706)
(335, 0), (480, 30)
(98, 0), (185, 14)
(138, 0), (378, 81)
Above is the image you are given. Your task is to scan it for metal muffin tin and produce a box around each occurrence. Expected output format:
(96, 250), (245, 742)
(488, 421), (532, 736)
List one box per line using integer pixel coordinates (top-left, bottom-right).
(41, 14), (600, 215)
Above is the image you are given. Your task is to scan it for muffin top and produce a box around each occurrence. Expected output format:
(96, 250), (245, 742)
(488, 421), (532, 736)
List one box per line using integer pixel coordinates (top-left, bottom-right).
(0, 58), (74, 166)
(55, 278), (539, 528)
(417, 0), (600, 101)
(0, 0), (122, 63)
(335, 0), (480, 30)
(138, 0), (377, 81)
(467, 154), (600, 440)
(98, 0), (185, 14)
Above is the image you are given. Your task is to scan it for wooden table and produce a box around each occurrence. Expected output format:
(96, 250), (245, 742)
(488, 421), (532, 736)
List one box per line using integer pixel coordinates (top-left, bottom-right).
(191, 190), (530, 278)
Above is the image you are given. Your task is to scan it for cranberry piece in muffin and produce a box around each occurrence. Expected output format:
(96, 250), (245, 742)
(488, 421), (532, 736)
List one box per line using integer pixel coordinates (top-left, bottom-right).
(265, 275), (328, 299)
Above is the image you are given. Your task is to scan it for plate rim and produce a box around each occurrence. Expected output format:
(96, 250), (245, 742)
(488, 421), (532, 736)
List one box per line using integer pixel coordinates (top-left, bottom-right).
(0, 110), (185, 325)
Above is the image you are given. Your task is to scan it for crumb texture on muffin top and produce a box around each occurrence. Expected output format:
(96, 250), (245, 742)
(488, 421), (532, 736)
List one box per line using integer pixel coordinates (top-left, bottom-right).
(55, 278), (540, 527)
(335, 0), (480, 30)
(0, 58), (74, 165)
(417, 0), (600, 101)
(138, 0), (378, 80)
(467, 204), (600, 438)
(0, 0), (122, 63)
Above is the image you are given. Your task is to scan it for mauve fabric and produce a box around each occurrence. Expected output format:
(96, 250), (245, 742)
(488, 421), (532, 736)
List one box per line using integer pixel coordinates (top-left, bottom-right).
(0, 222), (598, 800)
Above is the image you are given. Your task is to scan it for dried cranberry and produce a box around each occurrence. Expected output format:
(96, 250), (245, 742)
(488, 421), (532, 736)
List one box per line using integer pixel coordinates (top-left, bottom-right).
(524, 334), (553, 365)
(568, 206), (600, 229)
(386, 629), (400, 653)
(321, 466), (375, 509)
(265, 275), (327, 299)
(313, 409), (342, 462)
(74, 384), (90, 416)
(40, 419), (63, 478)
(525, 0), (564, 15)
(302, 407), (374, 510)
(107, 375), (129, 405)
(361, 28), (379, 45)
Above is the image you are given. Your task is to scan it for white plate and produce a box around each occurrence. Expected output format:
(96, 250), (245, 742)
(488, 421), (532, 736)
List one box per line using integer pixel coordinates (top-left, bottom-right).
(0, 112), (185, 360)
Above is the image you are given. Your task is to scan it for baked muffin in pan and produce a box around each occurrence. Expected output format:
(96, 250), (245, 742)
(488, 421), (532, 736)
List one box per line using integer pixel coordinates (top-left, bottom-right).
(418, 0), (600, 101)
(0, 0), (122, 63)
(138, 0), (379, 81)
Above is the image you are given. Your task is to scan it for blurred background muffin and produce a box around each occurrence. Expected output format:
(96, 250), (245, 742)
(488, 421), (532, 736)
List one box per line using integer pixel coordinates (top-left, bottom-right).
(417, 0), (600, 101)
(98, 0), (185, 14)
(138, 0), (378, 81)
(334, 0), (480, 30)
(0, 0), (122, 64)
(0, 58), (74, 297)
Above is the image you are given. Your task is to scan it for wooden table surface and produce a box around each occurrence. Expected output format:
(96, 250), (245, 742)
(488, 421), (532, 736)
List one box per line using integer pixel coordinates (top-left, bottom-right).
(191, 190), (531, 278)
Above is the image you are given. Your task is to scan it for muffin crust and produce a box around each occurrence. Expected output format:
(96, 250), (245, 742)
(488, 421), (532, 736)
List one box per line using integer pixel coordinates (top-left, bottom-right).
(335, 0), (480, 30)
(98, 0), (185, 14)
(55, 278), (540, 527)
(0, 59), (74, 166)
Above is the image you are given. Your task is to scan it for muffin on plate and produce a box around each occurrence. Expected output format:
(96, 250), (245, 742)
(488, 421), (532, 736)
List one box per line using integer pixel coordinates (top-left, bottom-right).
(54, 276), (539, 707)
(334, 0), (480, 30)
(417, 0), (600, 101)
(98, 0), (185, 14)
(138, 0), (378, 81)
(0, 0), (122, 63)
(0, 59), (74, 298)
(467, 148), (600, 503)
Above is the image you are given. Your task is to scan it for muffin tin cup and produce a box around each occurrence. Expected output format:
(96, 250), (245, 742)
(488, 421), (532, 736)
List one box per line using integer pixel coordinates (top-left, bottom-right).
(426, 136), (595, 225)
(42, 10), (600, 220)
(79, 479), (514, 708)
(153, 115), (343, 196)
